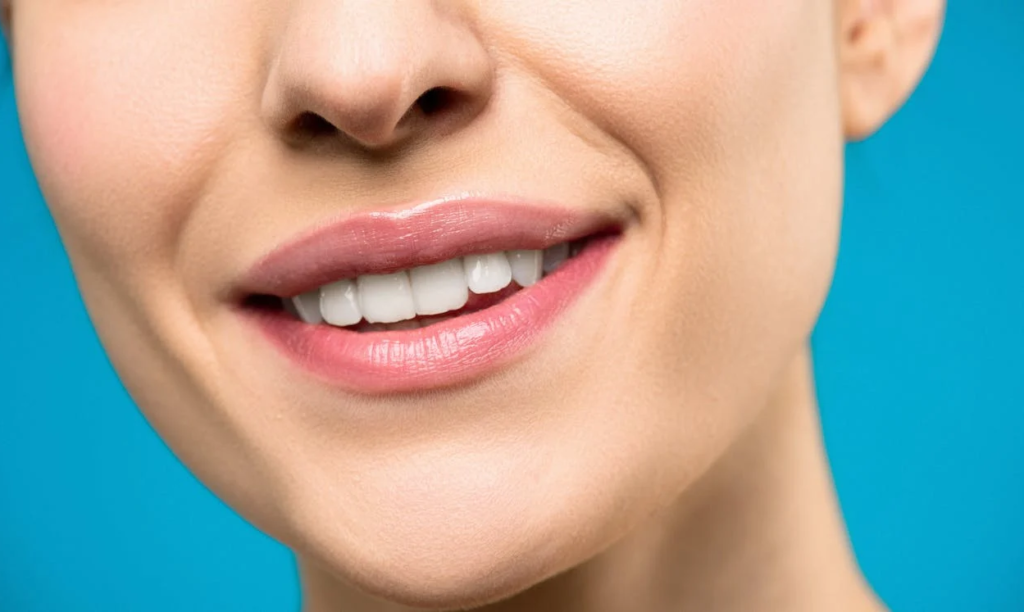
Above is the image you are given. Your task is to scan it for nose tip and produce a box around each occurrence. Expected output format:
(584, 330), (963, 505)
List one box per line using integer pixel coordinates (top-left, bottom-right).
(261, 3), (493, 151)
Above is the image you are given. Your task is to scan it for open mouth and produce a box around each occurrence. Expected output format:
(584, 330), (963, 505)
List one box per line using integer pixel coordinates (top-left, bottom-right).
(242, 236), (596, 332)
(233, 197), (623, 394)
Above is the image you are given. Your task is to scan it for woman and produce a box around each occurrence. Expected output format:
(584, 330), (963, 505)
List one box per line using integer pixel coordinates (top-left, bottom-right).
(1, 1), (945, 610)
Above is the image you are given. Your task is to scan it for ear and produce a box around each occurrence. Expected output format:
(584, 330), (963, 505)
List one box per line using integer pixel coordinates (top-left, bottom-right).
(838, 0), (946, 140)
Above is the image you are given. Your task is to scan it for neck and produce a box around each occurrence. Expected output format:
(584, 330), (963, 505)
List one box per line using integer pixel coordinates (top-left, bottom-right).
(300, 345), (884, 612)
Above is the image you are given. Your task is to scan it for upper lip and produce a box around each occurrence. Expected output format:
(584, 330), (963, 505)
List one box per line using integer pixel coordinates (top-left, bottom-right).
(234, 196), (623, 300)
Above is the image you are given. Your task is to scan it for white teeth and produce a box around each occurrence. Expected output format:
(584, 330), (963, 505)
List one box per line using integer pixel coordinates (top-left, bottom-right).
(357, 271), (417, 324)
(320, 279), (362, 327)
(409, 259), (470, 316)
(463, 252), (513, 294)
(507, 250), (543, 287)
(291, 290), (323, 325)
(285, 242), (581, 326)
(542, 243), (570, 274)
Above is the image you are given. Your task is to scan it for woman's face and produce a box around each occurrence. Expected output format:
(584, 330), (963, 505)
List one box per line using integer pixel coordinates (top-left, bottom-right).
(11, 1), (844, 607)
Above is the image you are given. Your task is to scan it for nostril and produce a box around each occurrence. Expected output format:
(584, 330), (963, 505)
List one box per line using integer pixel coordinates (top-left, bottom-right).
(281, 87), (467, 147)
(415, 87), (460, 117)
(290, 111), (338, 139)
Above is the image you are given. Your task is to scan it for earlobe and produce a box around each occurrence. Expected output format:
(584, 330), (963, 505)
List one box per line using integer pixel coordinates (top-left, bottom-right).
(838, 0), (946, 140)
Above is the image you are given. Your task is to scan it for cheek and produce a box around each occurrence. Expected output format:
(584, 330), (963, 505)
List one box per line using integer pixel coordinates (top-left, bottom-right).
(489, 0), (843, 301)
(493, 1), (843, 407)
(13, 4), (248, 300)
(486, 1), (837, 171)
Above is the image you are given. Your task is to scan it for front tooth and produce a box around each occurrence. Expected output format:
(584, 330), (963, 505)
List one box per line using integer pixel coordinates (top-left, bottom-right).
(357, 271), (417, 324)
(463, 252), (513, 294)
(410, 259), (469, 316)
(507, 250), (543, 287)
(542, 243), (570, 274)
(291, 290), (323, 325)
(320, 279), (362, 327)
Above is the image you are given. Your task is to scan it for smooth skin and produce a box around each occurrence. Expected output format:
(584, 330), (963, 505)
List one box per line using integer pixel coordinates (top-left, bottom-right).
(2, 1), (944, 611)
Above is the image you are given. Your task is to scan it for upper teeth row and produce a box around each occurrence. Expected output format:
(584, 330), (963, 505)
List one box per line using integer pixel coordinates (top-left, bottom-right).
(289, 243), (573, 327)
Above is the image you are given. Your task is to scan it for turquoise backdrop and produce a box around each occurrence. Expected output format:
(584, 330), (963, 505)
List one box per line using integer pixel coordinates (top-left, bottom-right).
(2, 4), (1022, 611)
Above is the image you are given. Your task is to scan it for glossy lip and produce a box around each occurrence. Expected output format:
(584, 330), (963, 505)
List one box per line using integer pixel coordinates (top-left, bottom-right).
(233, 196), (624, 394)
(243, 236), (616, 394)
(234, 196), (622, 300)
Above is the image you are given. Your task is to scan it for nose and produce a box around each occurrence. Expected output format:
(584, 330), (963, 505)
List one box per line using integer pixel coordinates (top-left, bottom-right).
(261, 0), (494, 151)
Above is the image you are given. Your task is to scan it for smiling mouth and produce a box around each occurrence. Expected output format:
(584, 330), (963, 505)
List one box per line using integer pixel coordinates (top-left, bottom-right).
(244, 236), (595, 332)
(233, 197), (623, 394)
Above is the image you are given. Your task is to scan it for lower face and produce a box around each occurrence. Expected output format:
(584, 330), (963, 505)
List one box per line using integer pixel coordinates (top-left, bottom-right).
(12, 0), (843, 607)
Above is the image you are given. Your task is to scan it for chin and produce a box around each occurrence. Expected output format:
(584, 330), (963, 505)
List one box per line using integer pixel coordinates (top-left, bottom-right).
(309, 538), (562, 610)
(272, 430), (664, 611)
(289, 500), (589, 609)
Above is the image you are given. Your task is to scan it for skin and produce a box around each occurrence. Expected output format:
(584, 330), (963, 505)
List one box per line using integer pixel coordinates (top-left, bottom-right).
(2, 1), (944, 610)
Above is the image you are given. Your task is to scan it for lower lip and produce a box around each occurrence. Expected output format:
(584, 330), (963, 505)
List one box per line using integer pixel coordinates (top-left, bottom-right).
(242, 236), (618, 394)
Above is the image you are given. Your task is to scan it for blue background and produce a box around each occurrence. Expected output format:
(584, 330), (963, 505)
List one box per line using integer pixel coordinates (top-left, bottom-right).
(1, 4), (1022, 611)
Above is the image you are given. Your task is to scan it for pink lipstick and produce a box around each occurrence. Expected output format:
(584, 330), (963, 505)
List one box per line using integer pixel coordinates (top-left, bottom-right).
(235, 197), (622, 394)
